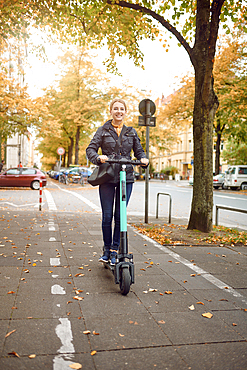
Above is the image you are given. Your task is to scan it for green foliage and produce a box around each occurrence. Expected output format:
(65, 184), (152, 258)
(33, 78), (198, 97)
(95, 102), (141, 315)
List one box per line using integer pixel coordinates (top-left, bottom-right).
(222, 141), (247, 165)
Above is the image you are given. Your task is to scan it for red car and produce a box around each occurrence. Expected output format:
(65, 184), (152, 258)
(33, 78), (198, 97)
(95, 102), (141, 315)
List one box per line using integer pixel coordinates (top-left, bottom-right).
(0, 167), (47, 190)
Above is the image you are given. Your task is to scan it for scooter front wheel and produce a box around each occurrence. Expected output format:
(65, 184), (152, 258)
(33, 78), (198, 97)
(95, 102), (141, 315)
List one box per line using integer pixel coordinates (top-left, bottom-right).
(119, 267), (131, 295)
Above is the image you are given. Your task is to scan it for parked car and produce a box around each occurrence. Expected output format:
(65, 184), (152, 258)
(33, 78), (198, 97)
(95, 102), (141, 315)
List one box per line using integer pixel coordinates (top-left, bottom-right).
(224, 165), (247, 190)
(0, 167), (47, 190)
(213, 173), (225, 189)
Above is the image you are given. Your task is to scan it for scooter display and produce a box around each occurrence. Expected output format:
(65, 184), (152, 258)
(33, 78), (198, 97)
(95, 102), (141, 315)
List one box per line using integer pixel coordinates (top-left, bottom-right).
(101, 157), (144, 295)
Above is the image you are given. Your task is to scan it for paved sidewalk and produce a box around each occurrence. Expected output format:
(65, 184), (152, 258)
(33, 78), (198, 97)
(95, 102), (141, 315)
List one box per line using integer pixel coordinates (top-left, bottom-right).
(0, 209), (247, 369)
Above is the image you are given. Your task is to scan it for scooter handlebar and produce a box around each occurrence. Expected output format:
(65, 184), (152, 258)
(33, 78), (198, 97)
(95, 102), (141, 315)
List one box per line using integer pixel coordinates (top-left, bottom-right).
(106, 158), (145, 166)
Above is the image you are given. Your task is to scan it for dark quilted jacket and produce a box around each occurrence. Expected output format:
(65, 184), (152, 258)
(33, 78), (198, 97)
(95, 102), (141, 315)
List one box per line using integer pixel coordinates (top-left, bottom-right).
(86, 120), (147, 183)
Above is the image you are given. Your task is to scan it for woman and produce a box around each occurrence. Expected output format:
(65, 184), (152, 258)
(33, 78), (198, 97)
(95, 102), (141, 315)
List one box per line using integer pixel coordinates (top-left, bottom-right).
(86, 98), (149, 265)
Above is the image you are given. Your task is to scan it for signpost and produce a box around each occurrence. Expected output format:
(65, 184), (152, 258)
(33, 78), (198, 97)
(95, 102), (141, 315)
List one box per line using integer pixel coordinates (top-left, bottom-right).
(57, 147), (65, 182)
(138, 99), (156, 224)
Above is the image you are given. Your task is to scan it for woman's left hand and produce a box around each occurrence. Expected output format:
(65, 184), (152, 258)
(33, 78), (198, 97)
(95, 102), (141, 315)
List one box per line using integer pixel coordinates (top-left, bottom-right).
(141, 158), (149, 166)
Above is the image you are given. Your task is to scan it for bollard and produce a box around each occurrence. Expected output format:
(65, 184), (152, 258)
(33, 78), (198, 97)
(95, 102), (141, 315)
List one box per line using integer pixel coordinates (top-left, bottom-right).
(39, 180), (42, 211)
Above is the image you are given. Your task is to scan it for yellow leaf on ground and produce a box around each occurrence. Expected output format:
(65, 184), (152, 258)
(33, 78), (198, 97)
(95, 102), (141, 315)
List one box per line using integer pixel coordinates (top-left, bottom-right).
(91, 350), (97, 356)
(28, 354), (36, 359)
(69, 363), (82, 369)
(83, 330), (91, 335)
(5, 329), (16, 338)
(197, 302), (205, 305)
(165, 291), (173, 294)
(158, 320), (166, 324)
(119, 333), (125, 337)
(202, 312), (213, 319)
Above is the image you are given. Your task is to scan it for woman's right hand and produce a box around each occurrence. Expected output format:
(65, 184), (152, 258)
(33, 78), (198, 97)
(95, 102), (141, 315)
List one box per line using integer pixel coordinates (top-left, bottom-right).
(97, 155), (108, 163)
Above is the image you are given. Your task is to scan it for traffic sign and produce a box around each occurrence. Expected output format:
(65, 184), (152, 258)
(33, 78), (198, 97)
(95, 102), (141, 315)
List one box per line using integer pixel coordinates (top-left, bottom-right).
(138, 116), (156, 127)
(139, 99), (156, 117)
(57, 147), (65, 156)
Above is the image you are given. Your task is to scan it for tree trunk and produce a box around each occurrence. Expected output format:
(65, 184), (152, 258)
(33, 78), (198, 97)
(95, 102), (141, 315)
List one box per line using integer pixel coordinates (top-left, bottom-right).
(74, 126), (80, 165)
(215, 118), (221, 175)
(188, 67), (219, 232)
(68, 137), (74, 166)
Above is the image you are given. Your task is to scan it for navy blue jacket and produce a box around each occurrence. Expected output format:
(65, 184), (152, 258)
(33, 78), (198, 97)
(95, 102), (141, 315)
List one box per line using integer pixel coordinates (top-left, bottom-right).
(86, 120), (147, 183)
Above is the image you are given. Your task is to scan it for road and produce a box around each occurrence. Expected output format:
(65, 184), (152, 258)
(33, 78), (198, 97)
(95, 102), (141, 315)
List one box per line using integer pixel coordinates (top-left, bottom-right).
(1, 178), (246, 230)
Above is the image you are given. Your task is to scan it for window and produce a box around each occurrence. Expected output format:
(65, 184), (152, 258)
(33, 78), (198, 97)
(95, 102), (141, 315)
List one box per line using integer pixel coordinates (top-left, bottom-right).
(189, 140), (192, 151)
(239, 167), (247, 175)
(22, 169), (36, 175)
(7, 169), (20, 175)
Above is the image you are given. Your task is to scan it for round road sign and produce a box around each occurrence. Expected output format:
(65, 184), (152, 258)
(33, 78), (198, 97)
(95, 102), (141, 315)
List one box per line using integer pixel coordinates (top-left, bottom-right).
(139, 99), (156, 116)
(57, 147), (65, 156)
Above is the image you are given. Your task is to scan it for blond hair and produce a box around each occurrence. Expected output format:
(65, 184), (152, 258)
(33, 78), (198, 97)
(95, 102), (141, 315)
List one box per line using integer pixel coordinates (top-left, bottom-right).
(110, 98), (127, 112)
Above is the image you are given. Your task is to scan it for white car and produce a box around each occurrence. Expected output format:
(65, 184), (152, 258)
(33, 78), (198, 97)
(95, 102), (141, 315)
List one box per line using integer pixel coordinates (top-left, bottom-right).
(224, 165), (247, 190)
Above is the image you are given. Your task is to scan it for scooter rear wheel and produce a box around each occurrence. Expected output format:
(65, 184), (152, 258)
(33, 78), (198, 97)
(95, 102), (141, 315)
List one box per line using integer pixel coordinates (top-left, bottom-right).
(119, 267), (131, 295)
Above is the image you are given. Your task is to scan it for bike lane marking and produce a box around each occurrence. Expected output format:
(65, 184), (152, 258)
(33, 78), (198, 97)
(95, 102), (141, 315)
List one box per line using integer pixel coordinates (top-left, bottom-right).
(44, 191), (76, 369)
(137, 230), (247, 306)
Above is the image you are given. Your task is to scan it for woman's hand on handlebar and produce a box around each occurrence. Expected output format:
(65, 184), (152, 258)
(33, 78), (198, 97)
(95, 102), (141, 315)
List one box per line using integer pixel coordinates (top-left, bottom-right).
(141, 158), (149, 166)
(97, 155), (108, 163)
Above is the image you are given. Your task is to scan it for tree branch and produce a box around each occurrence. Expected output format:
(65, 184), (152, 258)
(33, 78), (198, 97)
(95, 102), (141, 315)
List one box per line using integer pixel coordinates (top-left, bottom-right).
(106, 0), (194, 65)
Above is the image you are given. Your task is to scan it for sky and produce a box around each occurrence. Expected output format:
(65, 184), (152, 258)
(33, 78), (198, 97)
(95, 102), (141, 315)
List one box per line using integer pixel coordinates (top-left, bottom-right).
(25, 30), (194, 101)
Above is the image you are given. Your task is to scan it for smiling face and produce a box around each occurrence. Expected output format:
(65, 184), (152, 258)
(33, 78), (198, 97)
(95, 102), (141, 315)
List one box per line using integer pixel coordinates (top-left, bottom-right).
(110, 101), (126, 126)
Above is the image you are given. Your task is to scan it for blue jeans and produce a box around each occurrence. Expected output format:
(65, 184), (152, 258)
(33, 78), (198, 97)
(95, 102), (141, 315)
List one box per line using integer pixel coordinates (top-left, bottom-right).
(99, 182), (133, 251)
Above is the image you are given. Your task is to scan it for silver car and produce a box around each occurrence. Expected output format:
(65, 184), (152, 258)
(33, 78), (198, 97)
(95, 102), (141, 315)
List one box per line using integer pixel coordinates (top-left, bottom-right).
(213, 173), (225, 189)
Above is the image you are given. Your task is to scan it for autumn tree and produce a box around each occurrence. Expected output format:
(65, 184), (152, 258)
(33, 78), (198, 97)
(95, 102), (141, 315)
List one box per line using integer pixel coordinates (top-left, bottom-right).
(45, 0), (246, 232)
(2, 0), (247, 232)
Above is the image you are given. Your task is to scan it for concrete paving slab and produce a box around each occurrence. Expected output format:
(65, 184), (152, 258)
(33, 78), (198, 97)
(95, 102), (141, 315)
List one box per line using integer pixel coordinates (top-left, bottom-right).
(93, 346), (189, 370)
(3, 317), (91, 356)
(189, 288), (245, 311)
(0, 295), (17, 319)
(12, 290), (82, 319)
(131, 273), (186, 293)
(168, 273), (220, 290)
(20, 265), (71, 279)
(152, 311), (243, 345)
(79, 292), (148, 318)
(0, 353), (95, 370)
(214, 310), (247, 340)
(0, 257), (25, 267)
(85, 313), (172, 351)
(138, 290), (205, 314)
(175, 342), (247, 370)
(213, 273), (247, 289)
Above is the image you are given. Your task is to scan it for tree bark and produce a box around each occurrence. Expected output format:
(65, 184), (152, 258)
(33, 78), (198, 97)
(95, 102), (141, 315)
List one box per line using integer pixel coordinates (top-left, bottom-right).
(68, 137), (74, 166)
(187, 0), (221, 232)
(215, 118), (221, 175)
(75, 126), (80, 164)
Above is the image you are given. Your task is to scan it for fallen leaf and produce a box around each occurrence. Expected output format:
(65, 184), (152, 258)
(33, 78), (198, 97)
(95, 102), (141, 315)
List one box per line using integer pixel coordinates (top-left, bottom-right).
(48, 270), (53, 273)
(69, 363), (82, 369)
(28, 354), (36, 359)
(158, 320), (166, 324)
(83, 330), (91, 335)
(73, 296), (83, 301)
(7, 291), (15, 294)
(190, 274), (196, 277)
(189, 305), (195, 310)
(202, 312), (213, 319)
(164, 291), (173, 294)
(219, 299), (228, 301)
(5, 329), (16, 338)
(119, 333), (125, 337)
(140, 268), (146, 271)
(93, 331), (100, 335)
(196, 302), (205, 305)
(149, 288), (158, 292)
(8, 351), (20, 358)
(232, 323), (237, 326)
(91, 350), (97, 356)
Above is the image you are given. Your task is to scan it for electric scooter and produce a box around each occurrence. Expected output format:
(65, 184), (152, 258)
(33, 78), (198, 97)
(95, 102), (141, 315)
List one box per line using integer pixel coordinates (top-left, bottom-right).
(102, 157), (144, 295)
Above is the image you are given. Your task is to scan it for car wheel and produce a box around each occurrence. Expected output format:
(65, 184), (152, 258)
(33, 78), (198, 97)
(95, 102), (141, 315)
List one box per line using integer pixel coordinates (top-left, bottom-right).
(214, 186), (219, 189)
(31, 180), (40, 190)
(241, 183), (247, 190)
